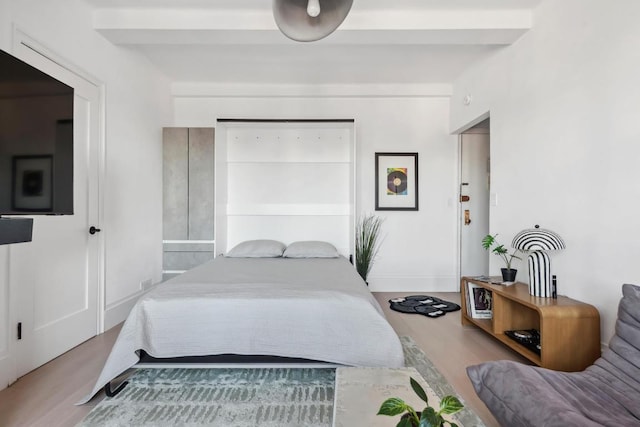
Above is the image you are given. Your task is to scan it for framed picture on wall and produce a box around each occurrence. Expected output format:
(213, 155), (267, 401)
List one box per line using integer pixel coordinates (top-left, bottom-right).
(12, 155), (53, 212)
(375, 152), (419, 211)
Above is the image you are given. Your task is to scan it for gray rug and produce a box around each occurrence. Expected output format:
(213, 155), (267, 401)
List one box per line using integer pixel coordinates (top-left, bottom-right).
(79, 337), (484, 427)
(78, 368), (334, 427)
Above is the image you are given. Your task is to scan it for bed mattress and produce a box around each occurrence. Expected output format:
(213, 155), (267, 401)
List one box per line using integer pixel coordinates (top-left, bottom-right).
(79, 256), (404, 403)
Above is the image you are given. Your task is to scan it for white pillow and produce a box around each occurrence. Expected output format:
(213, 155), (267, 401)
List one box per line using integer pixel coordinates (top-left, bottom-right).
(283, 241), (340, 258)
(226, 240), (286, 258)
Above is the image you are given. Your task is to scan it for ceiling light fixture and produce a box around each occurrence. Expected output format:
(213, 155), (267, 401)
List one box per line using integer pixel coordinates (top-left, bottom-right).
(306, 0), (321, 17)
(273, 0), (354, 42)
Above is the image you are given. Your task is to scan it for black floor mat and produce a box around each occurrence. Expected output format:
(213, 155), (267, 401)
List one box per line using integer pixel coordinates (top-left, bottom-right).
(389, 295), (460, 318)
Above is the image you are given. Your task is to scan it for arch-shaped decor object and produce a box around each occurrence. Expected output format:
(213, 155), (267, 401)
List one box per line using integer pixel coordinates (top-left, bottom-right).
(512, 225), (566, 297)
(512, 226), (566, 251)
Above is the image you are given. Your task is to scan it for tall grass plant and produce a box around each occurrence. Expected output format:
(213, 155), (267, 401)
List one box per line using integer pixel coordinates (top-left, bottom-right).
(355, 214), (384, 282)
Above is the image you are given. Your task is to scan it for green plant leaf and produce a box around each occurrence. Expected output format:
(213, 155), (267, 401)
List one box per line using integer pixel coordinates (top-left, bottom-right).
(481, 234), (495, 249)
(410, 377), (429, 405)
(439, 396), (464, 415)
(377, 397), (410, 416)
(493, 244), (507, 255)
(482, 233), (523, 269)
(397, 418), (414, 427)
(445, 423), (459, 427)
(419, 407), (441, 427)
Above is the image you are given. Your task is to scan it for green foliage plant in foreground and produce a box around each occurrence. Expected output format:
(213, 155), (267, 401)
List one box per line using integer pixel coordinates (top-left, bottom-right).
(377, 376), (463, 427)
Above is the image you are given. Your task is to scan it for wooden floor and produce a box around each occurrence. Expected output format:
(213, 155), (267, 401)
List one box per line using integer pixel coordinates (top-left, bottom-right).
(375, 292), (530, 427)
(0, 292), (529, 427)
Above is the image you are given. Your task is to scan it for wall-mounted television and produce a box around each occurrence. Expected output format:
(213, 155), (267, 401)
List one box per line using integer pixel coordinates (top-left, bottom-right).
(0, 49), (74, 215)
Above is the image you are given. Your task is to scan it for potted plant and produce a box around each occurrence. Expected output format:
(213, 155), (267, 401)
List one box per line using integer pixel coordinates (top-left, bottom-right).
(377, 376), (463, 427)
(355, 214), (384, 283)
(482, 233), (522, 282)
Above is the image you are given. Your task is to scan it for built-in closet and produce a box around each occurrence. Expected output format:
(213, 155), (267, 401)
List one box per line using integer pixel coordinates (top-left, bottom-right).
(162, 128), (214, 280)
(214, 120), (355, 256)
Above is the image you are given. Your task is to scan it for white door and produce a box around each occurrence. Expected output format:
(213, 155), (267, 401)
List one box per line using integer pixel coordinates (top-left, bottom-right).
(459, 130), (490, 278)
(8, 42), (101, 379)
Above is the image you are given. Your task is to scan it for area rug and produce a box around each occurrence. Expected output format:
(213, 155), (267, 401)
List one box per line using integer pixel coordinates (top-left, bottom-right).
(78, 368), (334, 427)
(78, 337), (484, 427)
(389, 295), (461, 318)
(401, 336), (484, 427)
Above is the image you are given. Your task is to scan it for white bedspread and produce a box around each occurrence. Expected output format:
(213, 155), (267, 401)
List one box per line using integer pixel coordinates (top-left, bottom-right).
(79, 256), (404, 403)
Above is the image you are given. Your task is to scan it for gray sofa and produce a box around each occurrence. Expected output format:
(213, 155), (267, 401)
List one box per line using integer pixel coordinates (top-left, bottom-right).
(467, 283), (640, 427)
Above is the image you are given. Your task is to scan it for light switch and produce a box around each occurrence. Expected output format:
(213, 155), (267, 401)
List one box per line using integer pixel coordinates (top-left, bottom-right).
(490, 192), (498, 206)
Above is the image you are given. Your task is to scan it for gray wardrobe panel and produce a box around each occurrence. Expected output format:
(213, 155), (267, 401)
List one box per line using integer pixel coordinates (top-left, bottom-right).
(188, 128), (215, 240)
(163, 128), (189, 240)
(163, 242), (215, 252)
(163, 251), (215, 271)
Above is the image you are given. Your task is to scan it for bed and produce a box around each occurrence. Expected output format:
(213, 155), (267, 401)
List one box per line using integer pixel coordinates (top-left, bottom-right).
(79, 243), (404, 404)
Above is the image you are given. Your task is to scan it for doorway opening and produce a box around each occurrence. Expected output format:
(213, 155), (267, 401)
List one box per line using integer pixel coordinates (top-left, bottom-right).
(458, 117), (490, 283)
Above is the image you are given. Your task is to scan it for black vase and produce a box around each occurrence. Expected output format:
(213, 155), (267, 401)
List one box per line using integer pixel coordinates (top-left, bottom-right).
(501, 268), (517, 282)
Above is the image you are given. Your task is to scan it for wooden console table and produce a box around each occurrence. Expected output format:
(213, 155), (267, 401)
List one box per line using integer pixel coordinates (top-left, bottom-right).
(461, 276), (601, 372)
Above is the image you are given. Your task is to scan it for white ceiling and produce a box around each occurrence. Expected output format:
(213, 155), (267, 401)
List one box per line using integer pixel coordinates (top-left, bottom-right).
(84, 0), (541, 85)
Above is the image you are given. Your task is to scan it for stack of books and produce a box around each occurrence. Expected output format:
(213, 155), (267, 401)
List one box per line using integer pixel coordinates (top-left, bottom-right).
(471, 275), (516, 286)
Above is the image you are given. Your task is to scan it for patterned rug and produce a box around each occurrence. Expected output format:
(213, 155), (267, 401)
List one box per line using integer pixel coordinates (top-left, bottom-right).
(78, 337), (484, 427)
(401, 336), (483, 427)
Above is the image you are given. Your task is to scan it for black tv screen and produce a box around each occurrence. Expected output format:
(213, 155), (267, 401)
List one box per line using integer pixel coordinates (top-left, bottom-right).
(0, 49), (74, 215)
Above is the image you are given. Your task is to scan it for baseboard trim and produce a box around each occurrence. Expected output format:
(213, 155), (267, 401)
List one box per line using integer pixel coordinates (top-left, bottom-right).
(0, 352), (16, 392)
(367, 276), (458, 292)
(104, 291), (143, 330)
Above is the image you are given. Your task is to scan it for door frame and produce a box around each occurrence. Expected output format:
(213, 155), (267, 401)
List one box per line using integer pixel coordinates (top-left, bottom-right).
(4, 30), (106, 384)
(453, 112), (490, 290)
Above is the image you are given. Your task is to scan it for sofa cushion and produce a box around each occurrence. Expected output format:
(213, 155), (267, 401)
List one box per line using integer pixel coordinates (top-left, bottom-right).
(591, 284), (640, 395)
(467, 284), (640, 427)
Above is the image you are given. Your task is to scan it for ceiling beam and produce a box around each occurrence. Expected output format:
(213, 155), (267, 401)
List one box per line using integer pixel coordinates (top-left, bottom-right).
(93, 8), (532, 46)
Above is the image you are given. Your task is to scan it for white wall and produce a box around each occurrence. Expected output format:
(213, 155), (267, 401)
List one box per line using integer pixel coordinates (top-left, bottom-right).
(0, 0), (172, 331)
(174, 89), (459, 291)
(451, 0), (640, 342)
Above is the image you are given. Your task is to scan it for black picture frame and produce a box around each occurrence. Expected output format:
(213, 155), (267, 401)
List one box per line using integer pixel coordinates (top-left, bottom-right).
(12, 155), (54, 212)
(375, 152), (419, 211)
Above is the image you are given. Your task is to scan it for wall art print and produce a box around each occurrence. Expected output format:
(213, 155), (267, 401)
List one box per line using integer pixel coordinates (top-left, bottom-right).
(375, 152), (418, 211)
(12, 155), (53, 212)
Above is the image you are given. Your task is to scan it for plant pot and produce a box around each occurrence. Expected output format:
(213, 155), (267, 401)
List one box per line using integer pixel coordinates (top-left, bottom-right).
(501, 268), (517, 282)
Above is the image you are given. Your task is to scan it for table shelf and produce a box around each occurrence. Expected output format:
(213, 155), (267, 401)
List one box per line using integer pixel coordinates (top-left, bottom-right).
(461, 277), (601, 372)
